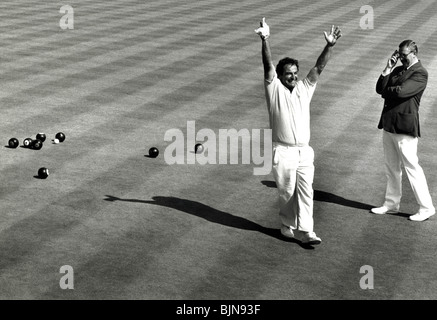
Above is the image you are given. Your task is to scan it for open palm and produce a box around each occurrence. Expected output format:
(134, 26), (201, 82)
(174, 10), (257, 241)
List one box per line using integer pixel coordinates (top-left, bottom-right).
(324, 25), (342, 45)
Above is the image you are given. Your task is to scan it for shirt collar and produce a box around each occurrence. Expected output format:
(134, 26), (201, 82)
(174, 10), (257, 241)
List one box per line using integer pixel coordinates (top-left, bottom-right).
(407, 60), (419, 70)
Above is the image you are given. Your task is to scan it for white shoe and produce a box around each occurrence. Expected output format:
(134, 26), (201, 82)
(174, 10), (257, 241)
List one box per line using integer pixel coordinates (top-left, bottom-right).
(301, 232), (322, 245)
(371, 206), (399, 215)
(280, 225), (296, 239)
(409, 211), (435, 222)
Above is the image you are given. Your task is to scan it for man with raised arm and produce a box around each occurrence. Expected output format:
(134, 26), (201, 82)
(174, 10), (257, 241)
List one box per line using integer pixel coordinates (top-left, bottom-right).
(255, 18), (342, 245)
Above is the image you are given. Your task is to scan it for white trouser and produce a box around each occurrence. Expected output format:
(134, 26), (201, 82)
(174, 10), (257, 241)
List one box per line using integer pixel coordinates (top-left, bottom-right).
(382, 130), (435, 213)
(272, 143), (315, 232)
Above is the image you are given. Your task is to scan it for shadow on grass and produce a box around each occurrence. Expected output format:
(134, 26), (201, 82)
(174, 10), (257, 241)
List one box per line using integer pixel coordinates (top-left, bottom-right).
(263, 180), (373, 209)
(104, 195), (315, 250)
(314, 190), (373, 210)
(261, 180), (411, 218)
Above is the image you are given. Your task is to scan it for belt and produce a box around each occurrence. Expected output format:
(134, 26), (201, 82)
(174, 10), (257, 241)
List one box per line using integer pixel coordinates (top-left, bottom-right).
(273, 141), (308, 148)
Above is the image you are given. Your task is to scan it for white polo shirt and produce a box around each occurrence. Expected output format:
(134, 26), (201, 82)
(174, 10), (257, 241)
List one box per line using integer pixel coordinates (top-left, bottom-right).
(264, 72), (316, 146)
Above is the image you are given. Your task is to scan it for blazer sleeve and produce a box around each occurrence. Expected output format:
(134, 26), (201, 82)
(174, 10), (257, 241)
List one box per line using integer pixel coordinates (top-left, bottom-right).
(376, 74), (390, 95)
(382, 68), (428, 99)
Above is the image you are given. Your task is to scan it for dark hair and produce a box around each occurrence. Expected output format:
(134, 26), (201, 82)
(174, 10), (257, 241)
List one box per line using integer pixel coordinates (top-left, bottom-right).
(399, 39), (418, 54)
(276, 57), (299, 76)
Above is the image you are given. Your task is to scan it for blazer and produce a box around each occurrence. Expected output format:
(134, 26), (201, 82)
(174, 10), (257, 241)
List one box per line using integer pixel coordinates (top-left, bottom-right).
(376, 61), (428, 137)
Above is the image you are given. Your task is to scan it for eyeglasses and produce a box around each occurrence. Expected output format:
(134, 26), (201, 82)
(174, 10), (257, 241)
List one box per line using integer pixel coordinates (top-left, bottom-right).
(399, 51), (414, 59)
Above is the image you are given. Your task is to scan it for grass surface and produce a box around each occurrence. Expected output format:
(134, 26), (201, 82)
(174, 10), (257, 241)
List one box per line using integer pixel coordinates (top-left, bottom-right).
(1, 0), (437, 300)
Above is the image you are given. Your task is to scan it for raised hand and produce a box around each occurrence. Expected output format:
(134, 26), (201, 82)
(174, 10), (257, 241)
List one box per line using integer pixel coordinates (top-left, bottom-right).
(387, 50), (399, 69)
(324, 25), (342, 46)
(255, 17), (270, 40)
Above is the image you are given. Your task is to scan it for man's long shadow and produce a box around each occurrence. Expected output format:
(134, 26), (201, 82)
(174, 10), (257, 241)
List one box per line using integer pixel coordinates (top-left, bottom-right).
(261, 180), (410, 217)
(262, 180), (373, 210)
(104, 195), (315, 249)
(103, 182), (400, 250)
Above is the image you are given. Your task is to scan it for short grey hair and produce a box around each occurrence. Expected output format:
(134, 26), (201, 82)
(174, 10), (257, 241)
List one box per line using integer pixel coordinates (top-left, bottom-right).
(399, 40), (418, 55)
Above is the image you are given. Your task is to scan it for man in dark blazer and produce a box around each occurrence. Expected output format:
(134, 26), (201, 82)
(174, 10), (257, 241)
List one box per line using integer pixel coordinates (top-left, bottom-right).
(372, 40), (435, 221)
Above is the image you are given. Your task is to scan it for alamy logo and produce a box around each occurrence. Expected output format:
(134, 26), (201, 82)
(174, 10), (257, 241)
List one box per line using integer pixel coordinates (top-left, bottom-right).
(163, 121), (272, 175)
(59, 5), (74, 30)
(59, 265), (74, 289)
(360, 265), (374, 289)
(360, 4), (374, 30)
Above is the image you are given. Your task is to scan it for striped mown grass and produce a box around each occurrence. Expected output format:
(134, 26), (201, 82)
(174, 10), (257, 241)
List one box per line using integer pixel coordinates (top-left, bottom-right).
(1, 0), (437, 300)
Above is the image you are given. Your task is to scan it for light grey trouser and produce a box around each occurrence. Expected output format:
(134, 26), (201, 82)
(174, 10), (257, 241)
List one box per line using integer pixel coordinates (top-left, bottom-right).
(272, 142), (315, 232)
(382, 130), (435, 213)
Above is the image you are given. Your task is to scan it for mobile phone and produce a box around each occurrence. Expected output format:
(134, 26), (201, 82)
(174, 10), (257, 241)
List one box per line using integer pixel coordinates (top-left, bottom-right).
(392, 50), (400, 63)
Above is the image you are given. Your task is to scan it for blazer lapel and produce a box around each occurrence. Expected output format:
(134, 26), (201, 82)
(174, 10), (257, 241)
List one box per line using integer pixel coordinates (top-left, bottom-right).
(396, 61), (422, 83)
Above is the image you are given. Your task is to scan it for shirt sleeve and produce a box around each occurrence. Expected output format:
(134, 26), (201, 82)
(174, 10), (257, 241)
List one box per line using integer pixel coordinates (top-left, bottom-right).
(264, 71), (280, 110)
(265, 69), (278, 85)
(298, 77), (317, 100)
(304, 76), (317, 87)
